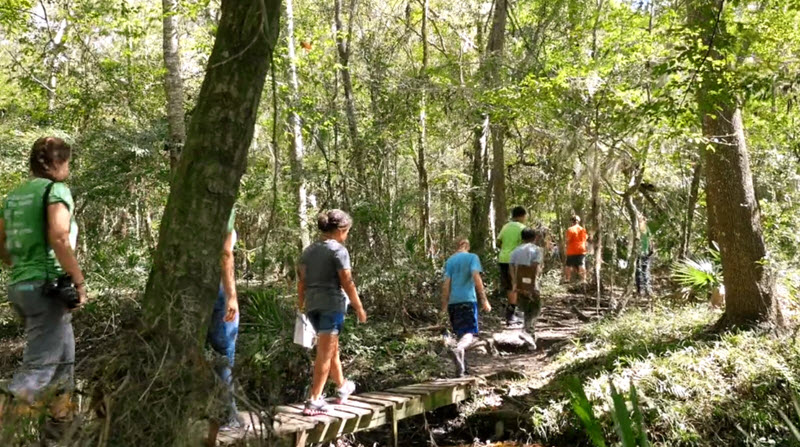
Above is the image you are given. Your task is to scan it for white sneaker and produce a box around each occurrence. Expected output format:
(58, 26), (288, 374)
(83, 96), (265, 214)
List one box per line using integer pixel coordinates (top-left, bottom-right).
(337, 380), (356, 404)
(303, 396), (331, 416)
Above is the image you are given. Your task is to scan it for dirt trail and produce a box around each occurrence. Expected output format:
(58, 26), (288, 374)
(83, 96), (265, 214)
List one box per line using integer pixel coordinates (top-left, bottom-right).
(465, 289), (601, 379)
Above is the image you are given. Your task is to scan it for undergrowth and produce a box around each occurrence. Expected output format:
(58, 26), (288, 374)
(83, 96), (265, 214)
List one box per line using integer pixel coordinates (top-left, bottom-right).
(524, 304), (800, 446)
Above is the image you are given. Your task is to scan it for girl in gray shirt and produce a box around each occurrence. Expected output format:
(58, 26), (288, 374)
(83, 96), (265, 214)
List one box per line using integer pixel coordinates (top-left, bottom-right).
(298, 209), (367, 415)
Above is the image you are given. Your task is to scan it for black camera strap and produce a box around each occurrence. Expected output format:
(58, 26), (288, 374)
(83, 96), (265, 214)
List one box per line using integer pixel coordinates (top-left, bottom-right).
(41, 181), (56, 285)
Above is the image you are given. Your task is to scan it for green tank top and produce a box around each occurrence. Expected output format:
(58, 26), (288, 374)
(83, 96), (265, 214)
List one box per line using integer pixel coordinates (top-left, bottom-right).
(1, 178), (77, 285)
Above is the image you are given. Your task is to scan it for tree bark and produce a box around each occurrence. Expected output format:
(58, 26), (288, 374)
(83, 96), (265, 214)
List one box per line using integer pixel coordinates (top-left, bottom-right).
(334, 0), (362, 181)
(689, 0), (781, 329)
(589, 133), (603, 295)
(469, 0), (508, 256)
(162, 0), (186, 173)
(145, 0), (278, 331)
(469, 115), (491, 256)
(417, 0), (431, 255)
(679, 159), (702, 258)
(285, 0), (310, 248)
(488, 0), (508, 230)
(132, 2), (280, 442)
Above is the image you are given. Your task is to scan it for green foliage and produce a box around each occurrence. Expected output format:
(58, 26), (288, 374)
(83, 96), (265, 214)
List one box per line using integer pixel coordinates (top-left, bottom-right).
(569, 376), (651, 447)
(525, 304), (800, 446)
(670, 255), (723, 300)
(567, 376), (607, 447)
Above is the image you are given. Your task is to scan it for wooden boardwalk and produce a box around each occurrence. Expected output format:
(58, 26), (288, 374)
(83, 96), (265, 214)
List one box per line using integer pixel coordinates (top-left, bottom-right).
(272, 377), (479, 446)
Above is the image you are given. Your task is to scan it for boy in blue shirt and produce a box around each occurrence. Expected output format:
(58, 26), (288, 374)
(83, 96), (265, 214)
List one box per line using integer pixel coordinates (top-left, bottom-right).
(442, 238), (491, 376)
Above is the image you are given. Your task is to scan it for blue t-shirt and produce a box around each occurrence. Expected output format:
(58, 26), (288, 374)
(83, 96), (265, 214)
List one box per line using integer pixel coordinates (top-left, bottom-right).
(444, 252), (482, 304)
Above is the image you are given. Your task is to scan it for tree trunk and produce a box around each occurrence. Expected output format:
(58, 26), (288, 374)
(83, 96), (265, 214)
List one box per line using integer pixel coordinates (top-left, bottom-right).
(689, 0), (781, 329)
(285, 0), (310, 248)
(679, 159), (702, 258)
(469, 0), (508, 256)
(162, 0), (186, 173)
(589, 119), (603, 295)
(622, 192), (640, 293)
(334, 0), (361, 181)
(469, 115), (491, 256)
(127, 1), (281, 444)
(488, 0), (508, 230)
(44, 18), (68, 112)
(417, 0), (431, 255)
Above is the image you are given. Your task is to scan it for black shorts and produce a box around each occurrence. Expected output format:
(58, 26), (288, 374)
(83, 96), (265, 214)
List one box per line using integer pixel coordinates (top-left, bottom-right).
(498, 263), (512, 292)
(566, 254), (586, 268)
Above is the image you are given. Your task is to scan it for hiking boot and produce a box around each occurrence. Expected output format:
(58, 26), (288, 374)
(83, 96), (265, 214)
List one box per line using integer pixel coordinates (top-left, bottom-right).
(450, 347), (466, 377)
(303, 397), (331, 416)
(336, 380), (356, 404)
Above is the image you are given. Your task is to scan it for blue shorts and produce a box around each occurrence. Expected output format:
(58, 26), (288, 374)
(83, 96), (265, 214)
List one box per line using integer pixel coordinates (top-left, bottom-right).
(307, 310), (345, 335)
(448, 302), (479, 338)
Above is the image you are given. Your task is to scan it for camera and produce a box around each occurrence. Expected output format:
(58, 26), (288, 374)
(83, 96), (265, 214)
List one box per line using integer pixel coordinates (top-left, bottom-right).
(43, 274), (81, 309)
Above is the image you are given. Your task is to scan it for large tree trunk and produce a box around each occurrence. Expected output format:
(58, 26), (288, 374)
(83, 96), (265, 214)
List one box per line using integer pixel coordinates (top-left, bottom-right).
(285, 0), (310, 248)
(128, 1), (281, 444)
(469, 115), (491, 256)
(417, 0), (431, 255)
(488, 0), (508, 230)
(162, 0), (186, 173)
(468, 0), (508, 256)
(689, 0), (781, 329)
(334, 0), (362, 182)
(679, 159), (702, 258)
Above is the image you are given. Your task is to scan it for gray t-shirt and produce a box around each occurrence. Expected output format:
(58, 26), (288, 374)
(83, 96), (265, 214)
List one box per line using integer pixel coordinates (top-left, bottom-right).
(300, 239), (351, 313)
(510, 243), (544, 291)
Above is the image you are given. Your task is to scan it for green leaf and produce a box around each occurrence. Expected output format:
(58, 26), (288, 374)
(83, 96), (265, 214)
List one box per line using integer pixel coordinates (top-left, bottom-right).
(567, 376), (607, 447)
(629, 381), (651, 447)
(609, 380), (636, 447)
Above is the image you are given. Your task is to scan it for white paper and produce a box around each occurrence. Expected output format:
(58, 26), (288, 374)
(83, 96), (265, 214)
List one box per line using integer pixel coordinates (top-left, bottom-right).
(293, 312), (316, 348)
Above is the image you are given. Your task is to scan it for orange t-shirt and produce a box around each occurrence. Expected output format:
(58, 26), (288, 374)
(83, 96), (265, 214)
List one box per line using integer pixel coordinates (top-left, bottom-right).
(565, 225), (588, 256)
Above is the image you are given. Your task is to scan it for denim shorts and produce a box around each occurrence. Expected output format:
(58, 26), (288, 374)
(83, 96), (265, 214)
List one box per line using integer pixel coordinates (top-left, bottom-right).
(306, 310), (345, 335)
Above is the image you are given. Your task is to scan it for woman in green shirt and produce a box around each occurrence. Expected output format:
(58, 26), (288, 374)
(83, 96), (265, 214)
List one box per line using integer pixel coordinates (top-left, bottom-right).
(0, 137), (86, 412)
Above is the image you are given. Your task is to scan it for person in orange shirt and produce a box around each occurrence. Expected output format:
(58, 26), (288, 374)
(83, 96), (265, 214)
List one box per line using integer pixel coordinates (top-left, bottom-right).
(563, 215), (588, 283)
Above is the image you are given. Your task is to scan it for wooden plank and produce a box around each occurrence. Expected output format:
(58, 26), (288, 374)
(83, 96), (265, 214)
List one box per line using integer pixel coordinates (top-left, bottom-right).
(359, 392), (411, 405)
(386, 387), (434, 397)
(273, 380), (478, 444)
(348, 395), (395, 408)
(285, 403), (346, 444)
(428, 377), (479, 386)
(272, 406), (318, 434)
(391, 384), (448, 393)
(332, 403), (372, 417)
(341, 397), (387, 411)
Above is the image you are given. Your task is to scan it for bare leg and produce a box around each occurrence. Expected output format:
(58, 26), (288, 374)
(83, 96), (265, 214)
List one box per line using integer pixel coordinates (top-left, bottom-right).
(564, 265), (572, 283)
(578, 266), (587, 283)
(507, 290), (518, 306)
(310, 334), (338, 400)
(328, 337), (344, 388)
(456, 333), (474, 351)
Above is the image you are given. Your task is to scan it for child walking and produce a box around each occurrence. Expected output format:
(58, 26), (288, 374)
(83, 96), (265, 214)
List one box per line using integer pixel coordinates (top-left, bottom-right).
(442, 238), (491, 377)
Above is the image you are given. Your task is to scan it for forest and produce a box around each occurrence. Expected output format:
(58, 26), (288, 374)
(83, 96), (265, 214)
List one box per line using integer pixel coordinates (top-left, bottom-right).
(1, 0), (800, 445)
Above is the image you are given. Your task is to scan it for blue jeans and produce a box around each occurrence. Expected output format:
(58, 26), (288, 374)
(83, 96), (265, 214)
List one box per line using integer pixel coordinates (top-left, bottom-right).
(207, 287), (239, 422)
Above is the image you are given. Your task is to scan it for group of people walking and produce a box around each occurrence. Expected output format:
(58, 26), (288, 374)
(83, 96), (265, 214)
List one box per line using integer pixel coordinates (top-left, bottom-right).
(1, 137), (655, 428)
